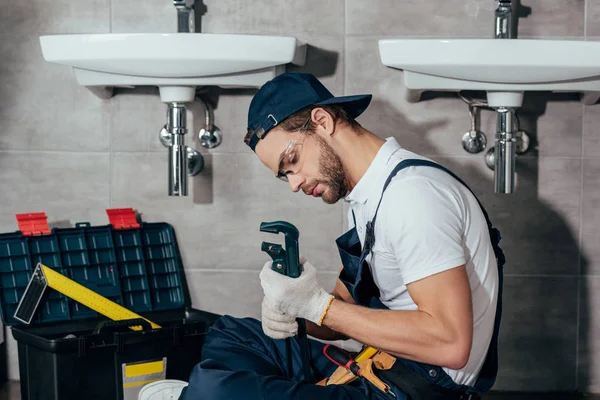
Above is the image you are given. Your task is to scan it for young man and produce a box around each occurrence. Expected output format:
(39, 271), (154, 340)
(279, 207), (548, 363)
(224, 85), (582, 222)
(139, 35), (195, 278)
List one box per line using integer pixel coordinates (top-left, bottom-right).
(139, 72), (505, 400)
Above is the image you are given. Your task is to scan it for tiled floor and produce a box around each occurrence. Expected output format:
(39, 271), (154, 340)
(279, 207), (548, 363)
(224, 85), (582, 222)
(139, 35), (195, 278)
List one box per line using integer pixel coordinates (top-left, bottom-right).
(484, 395), (600, 399)
(0, 380), (598, 400)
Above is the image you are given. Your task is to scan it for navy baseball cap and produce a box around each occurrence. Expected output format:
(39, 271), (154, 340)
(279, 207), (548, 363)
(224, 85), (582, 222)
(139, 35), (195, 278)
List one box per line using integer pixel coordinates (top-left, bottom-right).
(245, 72), (372, 152)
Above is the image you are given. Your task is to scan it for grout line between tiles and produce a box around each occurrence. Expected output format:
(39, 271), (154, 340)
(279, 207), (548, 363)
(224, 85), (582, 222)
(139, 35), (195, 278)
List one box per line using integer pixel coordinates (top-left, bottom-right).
(109, 0), (113, 33)
(427, 154), (584, 161)
(579, 155), (600, 160)
(343, 35), (348, 96)
(107, 20), (113, 209)
(342, 0), (347, 97)
(342, 33), (586, 39)
(108, 148), (113, 208)
(0, 149), (112, 154)
(344, 0), (348, 36)
(576, 103), (586, 388)
(576, 266), (582, 389)
(585, 0), (589, 38)
(1, 150), (593, 160)
(184, 270), (588, 277)
(185, 268), (342, 274)
(504, 274), (580, 278)
(105, 150), (254, 156)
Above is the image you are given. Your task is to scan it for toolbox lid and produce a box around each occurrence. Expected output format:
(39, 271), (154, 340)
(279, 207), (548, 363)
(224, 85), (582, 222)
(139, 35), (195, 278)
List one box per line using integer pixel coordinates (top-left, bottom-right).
(0, 209), (187, 326)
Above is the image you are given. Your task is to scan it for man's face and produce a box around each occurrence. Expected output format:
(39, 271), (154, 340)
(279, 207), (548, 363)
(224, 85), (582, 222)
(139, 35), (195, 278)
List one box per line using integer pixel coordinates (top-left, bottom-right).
(255, 124), (347, 204)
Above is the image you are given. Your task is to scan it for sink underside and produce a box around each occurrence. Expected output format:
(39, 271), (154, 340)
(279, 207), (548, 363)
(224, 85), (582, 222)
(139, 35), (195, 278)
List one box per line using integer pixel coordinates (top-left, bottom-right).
(39, 33), (307, 102)
(378, 38), (600, 107)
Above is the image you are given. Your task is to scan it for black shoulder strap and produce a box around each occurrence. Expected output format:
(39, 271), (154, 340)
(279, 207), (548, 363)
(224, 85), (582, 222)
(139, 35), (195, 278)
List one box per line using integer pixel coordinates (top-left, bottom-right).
(370, 159), (504, 258)
(372, 160), (492, 238)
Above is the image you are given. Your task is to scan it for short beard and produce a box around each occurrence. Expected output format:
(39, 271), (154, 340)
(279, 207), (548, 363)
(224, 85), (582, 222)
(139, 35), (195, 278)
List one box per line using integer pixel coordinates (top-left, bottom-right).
(315, 136), (347, 204)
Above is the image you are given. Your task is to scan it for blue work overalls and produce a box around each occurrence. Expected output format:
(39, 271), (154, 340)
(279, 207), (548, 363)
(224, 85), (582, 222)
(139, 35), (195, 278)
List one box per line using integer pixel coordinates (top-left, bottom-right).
(179, 159), (505, 400)
(336, 159), (505, 399)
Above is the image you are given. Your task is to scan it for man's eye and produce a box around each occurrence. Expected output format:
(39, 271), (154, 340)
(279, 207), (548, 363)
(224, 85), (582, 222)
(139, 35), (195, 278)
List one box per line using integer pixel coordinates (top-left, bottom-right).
(283, 152), (297, 167)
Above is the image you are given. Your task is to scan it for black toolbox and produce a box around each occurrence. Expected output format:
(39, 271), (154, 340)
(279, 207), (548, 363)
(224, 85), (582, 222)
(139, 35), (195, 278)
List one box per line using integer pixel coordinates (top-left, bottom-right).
(0, 209), (220, 400)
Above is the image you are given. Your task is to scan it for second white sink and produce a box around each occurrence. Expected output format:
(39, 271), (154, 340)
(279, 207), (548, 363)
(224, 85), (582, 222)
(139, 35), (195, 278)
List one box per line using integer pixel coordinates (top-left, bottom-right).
(378, 38), (600, 107)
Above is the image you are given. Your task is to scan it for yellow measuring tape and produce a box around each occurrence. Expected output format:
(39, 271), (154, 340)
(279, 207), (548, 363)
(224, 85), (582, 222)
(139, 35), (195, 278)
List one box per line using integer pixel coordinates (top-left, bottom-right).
(14, 263), (161, 330)
(355, 346), (378, 362)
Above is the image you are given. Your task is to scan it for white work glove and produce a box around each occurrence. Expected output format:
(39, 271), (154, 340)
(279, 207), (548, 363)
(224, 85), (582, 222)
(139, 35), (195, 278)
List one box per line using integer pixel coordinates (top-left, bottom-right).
(261, 296), (298, 339)
(260, 260), (334, 326)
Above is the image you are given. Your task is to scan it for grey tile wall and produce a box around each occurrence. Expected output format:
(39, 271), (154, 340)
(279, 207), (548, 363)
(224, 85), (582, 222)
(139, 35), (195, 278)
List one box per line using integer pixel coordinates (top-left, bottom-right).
(515, 0), (585, 37)
(346, 0), (494, 36)
(579, 277), (600, 392)
(0, 152), (110, 231)
(0, 0), (110, 34)
(531, 100), (583, 158)
(582, 159), (600, 275)
(0, 35), (111, 151)
(584, 105), (600, 157)
(111, 0), (177, 33)
(587, 0), (600, 37)
(0, 0), (598, 394)
(208, 0), (345, 36)
(496, 277), (578, 391)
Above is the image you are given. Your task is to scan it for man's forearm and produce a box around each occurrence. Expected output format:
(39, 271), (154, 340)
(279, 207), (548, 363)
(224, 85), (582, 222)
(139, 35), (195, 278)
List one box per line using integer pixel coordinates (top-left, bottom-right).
(305, 319), (347, 341)
(321, 299), (470, 369)
(304, 286), (350, 341)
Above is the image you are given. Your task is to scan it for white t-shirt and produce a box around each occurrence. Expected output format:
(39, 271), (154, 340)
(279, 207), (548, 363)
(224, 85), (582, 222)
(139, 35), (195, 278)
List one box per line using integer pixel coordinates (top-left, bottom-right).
(344, 137), (499, 387)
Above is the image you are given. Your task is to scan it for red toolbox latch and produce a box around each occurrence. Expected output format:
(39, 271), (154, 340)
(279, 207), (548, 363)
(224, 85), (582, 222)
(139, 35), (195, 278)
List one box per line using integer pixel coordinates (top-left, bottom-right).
(106, 208), (140, 229)
(16, 212), (51, 236)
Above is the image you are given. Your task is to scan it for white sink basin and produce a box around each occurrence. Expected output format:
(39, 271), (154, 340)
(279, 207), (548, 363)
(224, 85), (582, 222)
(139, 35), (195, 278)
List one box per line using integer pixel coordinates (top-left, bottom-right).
(39, 33), (306, 102)
(378, 38), (600, 108)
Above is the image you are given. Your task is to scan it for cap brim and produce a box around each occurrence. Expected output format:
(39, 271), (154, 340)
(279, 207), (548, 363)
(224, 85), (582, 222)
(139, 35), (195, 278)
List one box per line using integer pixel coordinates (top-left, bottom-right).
(314, 94), (372, 119)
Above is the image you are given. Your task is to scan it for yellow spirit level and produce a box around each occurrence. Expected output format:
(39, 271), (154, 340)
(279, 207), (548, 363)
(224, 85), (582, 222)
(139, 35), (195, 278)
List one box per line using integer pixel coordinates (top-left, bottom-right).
(14, 263), (160, 331)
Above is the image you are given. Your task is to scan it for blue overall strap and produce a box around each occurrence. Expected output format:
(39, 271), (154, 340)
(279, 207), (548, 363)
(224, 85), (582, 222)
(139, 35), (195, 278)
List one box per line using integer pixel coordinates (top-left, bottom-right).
(369, 158), (505, 393)
(371, 159), (504, 264)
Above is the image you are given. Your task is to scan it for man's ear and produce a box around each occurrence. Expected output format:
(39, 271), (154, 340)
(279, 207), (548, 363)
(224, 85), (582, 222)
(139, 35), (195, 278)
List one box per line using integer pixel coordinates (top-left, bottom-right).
(311, 107), (335, 139)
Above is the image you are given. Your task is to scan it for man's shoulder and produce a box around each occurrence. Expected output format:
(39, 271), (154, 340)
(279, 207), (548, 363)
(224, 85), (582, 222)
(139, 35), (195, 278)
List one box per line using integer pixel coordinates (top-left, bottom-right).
(381, 151), (463, 190)
(380, 163), (465, 207)
(374, 164), (469, 232)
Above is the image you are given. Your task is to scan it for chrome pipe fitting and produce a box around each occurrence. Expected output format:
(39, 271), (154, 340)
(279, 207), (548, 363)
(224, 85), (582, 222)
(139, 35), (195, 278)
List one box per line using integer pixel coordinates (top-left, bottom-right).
(197, 96), (222, 149)
(159, 102), (204, 196)
(494, 108), (517, 194)
(494, 0), (513, 39)
(168, 103), (188, 196)
(461, 105), (487, 154)
(174, 0), (195, 33)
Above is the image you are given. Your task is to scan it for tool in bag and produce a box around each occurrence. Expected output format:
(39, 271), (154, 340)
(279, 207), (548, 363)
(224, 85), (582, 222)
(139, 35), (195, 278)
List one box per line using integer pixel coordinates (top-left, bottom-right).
(319, 344), (480, 400)
(317, 344), (396, 395)
(260, 220), (312, 382)
(14, 262), (161, 331)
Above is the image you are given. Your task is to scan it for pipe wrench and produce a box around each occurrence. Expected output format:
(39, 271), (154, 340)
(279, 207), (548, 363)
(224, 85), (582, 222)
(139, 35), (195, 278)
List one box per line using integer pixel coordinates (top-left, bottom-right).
(260, 220), (312, 382)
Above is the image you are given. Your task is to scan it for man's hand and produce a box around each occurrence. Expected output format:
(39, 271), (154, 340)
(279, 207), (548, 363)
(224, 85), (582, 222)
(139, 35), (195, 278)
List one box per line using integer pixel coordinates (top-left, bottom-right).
(261, 296), (298, 339)
(260, 260), (334, 326)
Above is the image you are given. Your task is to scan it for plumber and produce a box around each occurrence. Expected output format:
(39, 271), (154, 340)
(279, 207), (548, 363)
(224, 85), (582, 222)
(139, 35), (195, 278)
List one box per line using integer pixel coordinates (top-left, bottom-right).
(140, 72), (506, 400)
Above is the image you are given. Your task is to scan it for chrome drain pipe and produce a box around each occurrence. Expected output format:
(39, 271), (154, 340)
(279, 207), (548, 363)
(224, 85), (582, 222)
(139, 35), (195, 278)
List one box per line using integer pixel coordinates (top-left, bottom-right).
(494, 107), (517, 194)
(168, 102), (188, 196)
